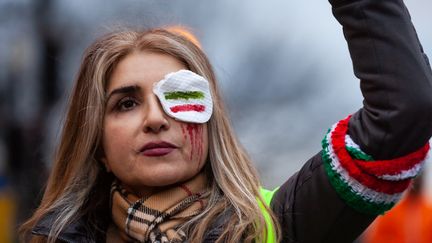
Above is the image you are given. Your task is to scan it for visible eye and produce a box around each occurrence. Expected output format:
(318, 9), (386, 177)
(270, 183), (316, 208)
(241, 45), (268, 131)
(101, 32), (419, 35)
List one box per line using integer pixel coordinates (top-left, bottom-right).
(116, 97), (138, 111)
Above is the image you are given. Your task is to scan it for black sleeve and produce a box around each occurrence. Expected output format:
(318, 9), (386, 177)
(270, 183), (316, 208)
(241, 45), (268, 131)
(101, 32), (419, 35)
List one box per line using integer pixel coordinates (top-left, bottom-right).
(271, 0), (432, 242)
(333, 0), (432, 159)
(271, 152), (374, 243)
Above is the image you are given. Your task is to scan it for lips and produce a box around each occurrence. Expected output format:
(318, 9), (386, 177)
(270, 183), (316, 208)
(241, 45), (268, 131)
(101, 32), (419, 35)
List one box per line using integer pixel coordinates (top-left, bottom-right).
(139, 141), (177, 157)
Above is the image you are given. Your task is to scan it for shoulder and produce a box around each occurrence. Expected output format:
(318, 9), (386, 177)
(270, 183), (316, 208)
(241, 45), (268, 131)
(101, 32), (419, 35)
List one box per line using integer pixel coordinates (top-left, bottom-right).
(31, 210), (107, 243)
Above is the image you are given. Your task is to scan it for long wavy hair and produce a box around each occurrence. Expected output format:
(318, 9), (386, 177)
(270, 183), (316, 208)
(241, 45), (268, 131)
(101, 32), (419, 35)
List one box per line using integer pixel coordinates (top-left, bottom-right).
(20, 27), (281, 243)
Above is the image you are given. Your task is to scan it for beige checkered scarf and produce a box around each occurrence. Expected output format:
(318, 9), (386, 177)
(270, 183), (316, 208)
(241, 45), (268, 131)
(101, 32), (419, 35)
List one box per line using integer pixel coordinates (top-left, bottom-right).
(110, 173), (209, 243)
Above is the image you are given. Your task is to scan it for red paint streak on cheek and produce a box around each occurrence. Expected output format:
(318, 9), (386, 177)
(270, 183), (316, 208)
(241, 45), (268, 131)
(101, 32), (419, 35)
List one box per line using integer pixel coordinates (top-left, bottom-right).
(197, 126), (204, 164)
(194, 125), (204, 171)
(181, 124), (188, 142)
(184, 124), (205, 171)
(186, 124), (197, 160)
(197, 125), (204, 170)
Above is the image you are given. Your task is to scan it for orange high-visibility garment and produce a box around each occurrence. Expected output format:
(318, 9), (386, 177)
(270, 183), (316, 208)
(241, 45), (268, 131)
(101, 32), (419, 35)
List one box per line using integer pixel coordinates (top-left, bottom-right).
(364, 193), (432, 243)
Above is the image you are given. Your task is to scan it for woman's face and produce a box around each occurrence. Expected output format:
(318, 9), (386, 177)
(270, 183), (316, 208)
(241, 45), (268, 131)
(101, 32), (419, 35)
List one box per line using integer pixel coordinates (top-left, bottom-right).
(101, 51), (209, 196)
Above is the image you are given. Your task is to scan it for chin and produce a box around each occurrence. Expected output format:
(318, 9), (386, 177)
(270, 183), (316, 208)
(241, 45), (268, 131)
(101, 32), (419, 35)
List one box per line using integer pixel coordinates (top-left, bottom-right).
(149, 173), (193, 187)
(143, 162), (200, 183)
(136, 168), (192, 186)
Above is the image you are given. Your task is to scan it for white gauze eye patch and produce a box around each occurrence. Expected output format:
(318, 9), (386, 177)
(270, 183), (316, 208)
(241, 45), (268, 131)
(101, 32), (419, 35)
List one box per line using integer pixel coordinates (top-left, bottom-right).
(153, 69), (213, 123)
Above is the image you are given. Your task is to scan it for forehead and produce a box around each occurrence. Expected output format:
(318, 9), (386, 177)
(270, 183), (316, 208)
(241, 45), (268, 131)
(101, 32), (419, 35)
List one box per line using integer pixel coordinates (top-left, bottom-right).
(107, 51), (187, 92)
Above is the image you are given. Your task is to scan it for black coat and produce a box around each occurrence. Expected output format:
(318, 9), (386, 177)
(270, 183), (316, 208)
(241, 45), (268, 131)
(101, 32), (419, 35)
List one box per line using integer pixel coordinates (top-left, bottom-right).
(32, 0), (432, 242)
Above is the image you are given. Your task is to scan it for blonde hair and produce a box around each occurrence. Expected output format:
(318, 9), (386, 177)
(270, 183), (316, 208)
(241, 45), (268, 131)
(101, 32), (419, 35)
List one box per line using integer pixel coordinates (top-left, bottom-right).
(20, 27), (281, 242)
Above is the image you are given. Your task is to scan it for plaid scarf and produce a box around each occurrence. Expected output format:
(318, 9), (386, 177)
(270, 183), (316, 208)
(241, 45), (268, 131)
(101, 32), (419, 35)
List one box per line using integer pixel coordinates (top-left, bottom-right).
(110, 173), (209, 243)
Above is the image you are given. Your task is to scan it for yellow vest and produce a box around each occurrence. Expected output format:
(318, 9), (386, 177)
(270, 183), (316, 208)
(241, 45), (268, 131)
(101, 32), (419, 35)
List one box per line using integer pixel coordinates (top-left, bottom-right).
(259, 187), (279, 243)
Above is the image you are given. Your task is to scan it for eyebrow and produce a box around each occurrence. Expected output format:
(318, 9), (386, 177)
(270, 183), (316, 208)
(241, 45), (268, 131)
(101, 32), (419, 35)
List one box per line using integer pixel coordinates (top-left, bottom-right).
(106, 85), (141, 101)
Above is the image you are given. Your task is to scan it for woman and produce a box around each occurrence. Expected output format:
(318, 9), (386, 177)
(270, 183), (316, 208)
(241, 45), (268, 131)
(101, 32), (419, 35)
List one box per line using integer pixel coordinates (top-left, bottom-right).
(20, 0), (432, 242)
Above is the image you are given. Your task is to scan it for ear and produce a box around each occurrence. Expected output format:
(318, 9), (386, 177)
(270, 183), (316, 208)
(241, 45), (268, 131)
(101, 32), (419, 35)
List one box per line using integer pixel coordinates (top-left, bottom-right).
(96, 146), (111, 172)
(100, 157), (112, 172)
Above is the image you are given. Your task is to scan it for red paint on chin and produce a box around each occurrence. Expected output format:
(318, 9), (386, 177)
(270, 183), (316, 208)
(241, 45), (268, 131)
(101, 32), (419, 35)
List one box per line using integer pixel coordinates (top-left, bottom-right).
(141, 147), (175, 157)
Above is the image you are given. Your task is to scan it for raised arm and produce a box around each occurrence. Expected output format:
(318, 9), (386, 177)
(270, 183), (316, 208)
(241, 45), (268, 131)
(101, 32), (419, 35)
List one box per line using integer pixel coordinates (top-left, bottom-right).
(270, 0), (432, 242)
(335, 0), (432, 159)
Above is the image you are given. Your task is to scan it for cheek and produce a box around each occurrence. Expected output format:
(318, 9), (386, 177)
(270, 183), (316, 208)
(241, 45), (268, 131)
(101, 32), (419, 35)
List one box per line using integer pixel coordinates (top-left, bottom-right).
(102, 118), (138, 161)
(181, 123), (208, 170)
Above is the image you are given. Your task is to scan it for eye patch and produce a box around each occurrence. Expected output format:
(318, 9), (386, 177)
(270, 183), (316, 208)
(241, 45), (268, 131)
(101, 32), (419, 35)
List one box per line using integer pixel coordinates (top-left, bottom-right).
(153, 69), (213, 123)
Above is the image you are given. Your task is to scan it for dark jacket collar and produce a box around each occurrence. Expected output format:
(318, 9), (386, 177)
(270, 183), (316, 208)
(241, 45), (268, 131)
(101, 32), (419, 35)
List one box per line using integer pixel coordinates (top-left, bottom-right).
(31, 210), (105, 243)
(31, 207), (230, 243)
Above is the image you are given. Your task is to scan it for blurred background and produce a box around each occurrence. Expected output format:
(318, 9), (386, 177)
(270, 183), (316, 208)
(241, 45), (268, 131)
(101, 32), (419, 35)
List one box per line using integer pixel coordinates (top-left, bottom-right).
(0, 0), (431, 242)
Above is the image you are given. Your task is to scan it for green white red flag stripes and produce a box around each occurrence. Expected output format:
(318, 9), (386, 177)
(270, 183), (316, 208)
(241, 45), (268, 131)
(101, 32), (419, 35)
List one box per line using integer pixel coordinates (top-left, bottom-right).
(322, 115), (430, 215)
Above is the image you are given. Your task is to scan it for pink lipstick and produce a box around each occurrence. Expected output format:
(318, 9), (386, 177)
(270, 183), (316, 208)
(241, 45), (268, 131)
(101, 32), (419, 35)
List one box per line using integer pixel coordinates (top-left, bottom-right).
(139, 141), (177, 157)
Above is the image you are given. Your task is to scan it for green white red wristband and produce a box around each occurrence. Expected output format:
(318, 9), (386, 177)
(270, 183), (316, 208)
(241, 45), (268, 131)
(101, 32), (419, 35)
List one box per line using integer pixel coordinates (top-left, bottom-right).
(322, 115), (430, 215)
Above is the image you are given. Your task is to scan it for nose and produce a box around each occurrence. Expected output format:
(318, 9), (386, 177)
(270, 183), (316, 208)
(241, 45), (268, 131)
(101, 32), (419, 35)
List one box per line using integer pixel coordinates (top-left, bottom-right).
(142, 96), (170, 133)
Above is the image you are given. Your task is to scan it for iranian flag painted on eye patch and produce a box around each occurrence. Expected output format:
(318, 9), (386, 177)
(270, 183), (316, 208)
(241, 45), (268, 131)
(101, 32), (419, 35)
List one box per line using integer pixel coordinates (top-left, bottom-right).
(164, 91), (206, 113)
(153, 70), (213, 123)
